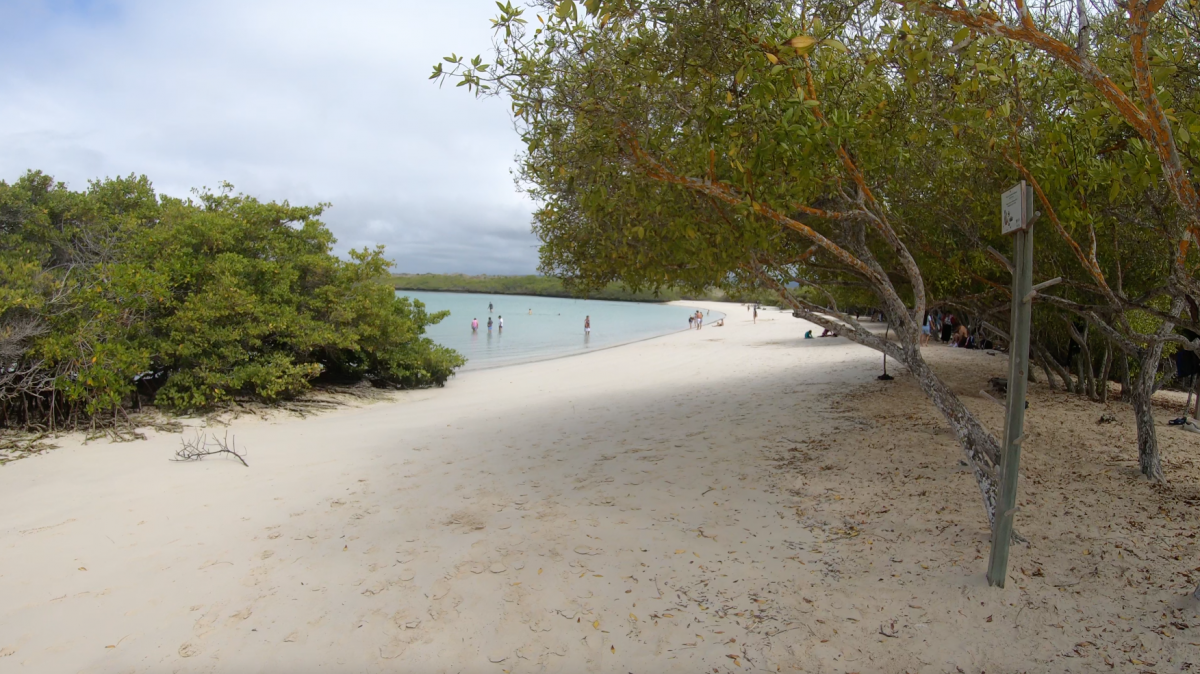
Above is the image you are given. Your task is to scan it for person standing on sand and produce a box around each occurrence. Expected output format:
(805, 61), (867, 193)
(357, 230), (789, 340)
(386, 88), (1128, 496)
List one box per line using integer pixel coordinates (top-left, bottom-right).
(689, 314), (695, 329)
(696, 311), (703, 330)
(584, 316), (591, 335)
(753, 306), (758, 323)
(472, 317), (478, 332)
(487, 317), (493, 332)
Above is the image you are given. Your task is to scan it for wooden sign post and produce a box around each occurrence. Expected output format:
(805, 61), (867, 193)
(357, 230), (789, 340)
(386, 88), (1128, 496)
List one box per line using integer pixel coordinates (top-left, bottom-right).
(987, 181), (1037, 588)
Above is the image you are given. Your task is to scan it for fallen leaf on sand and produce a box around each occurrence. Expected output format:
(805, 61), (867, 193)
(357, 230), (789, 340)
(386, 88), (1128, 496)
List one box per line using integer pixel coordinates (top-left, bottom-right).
(630, 613), (638, 621)
(78, 567), (86, 571)
(675, 549), (686, 554)
(178, 642), (199, 658)
(611, 645), (615, 654)
(592, 620), (600, 629)
(538, 568), (543, 575)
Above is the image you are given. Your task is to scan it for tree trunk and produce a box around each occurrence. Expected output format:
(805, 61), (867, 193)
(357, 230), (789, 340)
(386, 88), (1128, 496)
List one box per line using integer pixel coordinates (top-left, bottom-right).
(1039, 344), (1075, 393)
(1068, 322), (1097, 399)
(1131, 347), (1165, 482)
(1035, 348), (1058, 390)
(902, 346), (1000, 525)
(1119, 352), (1131, 401)
(765, 283), (1000, 524)
(1098, 342), (1112, 403)
(1084, 350), (1097, 401)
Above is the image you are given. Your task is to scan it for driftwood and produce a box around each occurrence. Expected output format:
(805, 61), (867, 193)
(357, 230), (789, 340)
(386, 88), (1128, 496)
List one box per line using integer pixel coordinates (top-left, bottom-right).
(171, 431), (248, 467)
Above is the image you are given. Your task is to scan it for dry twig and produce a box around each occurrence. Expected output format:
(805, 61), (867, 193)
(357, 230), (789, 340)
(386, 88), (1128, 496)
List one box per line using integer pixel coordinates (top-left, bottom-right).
(171, 431), (248, 467)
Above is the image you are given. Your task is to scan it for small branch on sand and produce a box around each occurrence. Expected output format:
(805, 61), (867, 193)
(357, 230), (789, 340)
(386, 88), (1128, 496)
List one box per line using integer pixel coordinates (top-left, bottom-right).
(879, 622), (899, 638)
(171, 431), (248, 467)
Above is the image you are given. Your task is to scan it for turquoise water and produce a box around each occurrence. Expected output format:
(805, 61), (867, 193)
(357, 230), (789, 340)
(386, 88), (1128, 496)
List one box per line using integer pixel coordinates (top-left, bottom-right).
(399, 291), (722, 370)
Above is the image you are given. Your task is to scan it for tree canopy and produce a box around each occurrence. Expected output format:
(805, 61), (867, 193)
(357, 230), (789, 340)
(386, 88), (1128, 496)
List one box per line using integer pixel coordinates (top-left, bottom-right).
(435, 0), (1200, 517)
(0, 172), (463, 429)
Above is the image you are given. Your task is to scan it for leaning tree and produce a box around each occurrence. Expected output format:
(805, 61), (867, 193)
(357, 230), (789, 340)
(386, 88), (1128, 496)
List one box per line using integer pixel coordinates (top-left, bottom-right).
(436, 0), (1019, 522)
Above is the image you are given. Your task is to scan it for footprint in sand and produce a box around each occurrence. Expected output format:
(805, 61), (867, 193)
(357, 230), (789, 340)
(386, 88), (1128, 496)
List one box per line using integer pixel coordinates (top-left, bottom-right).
(379, 641), (407, 660)
(398, 569), (416, 582)
(361, 581), (388, 596)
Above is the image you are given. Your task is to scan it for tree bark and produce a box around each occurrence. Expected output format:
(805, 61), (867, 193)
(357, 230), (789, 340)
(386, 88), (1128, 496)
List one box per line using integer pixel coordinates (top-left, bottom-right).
(1038, 344), (1075, 393)
(903, 347), (1000, 524)
(764, 282), (1000, 525)
(1098, 342), (1112, 403)
(1131, 346), (1166, 482)
(1035, 348), (1058, 390)
(1119, 352), (1131, 401)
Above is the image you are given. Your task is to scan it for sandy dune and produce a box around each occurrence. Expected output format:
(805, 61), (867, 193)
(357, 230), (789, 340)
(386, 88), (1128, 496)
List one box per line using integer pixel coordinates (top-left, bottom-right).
(1, 301), (1197, 673)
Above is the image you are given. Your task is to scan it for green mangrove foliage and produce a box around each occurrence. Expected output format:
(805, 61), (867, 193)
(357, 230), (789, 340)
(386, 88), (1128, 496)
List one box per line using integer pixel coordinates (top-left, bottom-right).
(0, 172), (463, 429)
(433, 0), (1199, 508)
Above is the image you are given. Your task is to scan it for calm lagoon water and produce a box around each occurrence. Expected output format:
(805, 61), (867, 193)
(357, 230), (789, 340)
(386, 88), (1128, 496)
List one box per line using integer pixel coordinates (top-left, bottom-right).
(399, 291), (723, 370)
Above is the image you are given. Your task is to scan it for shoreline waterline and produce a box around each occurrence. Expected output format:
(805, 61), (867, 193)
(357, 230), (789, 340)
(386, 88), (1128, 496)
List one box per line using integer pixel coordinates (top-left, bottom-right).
(400, 290), (726, 371)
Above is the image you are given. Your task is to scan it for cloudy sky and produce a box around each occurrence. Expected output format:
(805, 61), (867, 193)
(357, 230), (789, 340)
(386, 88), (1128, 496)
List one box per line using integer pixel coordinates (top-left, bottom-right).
(0, 0), (539, 274)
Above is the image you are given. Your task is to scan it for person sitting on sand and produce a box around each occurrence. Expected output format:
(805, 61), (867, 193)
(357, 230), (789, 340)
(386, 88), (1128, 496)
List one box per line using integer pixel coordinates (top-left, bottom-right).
(804, 330), (813, 339)
(952, 323), (969, 347)
(472, 318), (478, 332)
(819, 327), (838, 337)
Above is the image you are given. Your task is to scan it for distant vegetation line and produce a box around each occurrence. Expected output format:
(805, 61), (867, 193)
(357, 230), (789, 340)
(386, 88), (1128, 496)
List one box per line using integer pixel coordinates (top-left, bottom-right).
(389, 274), (781, 305)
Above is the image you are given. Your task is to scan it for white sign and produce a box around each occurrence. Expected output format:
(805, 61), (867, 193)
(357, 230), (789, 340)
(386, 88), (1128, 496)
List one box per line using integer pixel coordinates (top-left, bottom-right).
(1001, 182), (1026, 235)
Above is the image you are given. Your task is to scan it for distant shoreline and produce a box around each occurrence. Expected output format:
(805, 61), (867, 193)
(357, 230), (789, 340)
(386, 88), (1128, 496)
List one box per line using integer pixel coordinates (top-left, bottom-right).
(393, 286), (673, 304)
(388, 273), (779, 305)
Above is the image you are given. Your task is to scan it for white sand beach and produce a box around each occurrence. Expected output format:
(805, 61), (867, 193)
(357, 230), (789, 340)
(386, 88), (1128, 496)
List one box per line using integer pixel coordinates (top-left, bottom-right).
(2, 301), (1197, 673)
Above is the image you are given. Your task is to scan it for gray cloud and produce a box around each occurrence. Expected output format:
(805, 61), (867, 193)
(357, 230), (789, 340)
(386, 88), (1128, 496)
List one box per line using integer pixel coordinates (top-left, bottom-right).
(0, 0), (539, 274)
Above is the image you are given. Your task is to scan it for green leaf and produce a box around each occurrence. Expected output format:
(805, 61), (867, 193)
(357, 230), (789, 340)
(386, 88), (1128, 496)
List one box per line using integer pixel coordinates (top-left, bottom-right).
(786, 35), (817, 52)
(820, 38), (848, 53)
